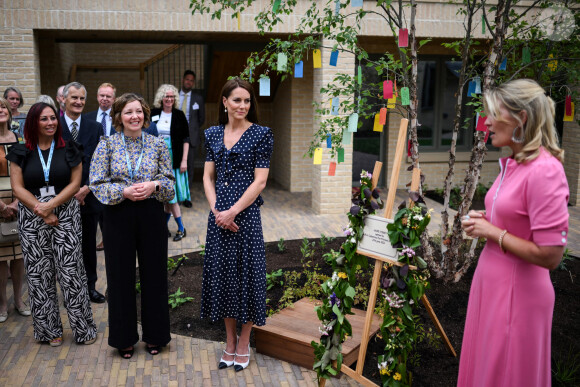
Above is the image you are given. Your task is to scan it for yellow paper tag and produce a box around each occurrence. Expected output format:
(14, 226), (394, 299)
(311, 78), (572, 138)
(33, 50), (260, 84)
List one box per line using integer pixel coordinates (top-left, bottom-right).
(313, 49), (322, 68)
(237, 12), (240, 30)
(564, 102), (574, 122)
(547, 54), (558, 72)
(373, 114), (383, 132)
(387, 96), (397, 109)
(313, 147), (323, 164)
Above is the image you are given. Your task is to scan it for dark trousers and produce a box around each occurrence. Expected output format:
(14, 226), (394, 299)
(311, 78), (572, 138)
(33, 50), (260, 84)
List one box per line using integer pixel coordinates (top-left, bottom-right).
(103, 198), (171, 349)
(187, 143), (199, 188)
(81, 211), (99, 290)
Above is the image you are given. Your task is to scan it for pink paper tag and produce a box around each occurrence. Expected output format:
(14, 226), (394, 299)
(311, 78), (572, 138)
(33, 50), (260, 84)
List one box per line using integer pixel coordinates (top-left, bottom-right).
(407, 139), (412, 157)
(565, 95), (572, 116)
(476, 114), (487, 131)
(483, 129), (490, 143)
(398, 28), (408, 47)
(383, 80), (393, 99)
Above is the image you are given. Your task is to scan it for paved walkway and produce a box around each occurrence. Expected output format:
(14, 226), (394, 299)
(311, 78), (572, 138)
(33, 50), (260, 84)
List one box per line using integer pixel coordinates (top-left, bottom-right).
(1, 183), (578, 386)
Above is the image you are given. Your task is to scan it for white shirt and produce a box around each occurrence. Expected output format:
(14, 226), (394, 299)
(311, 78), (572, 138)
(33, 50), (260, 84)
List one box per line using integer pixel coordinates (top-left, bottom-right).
(98, 108), (113, 136)
(64, 114), (81, 136)
(157, 111), (172, 139)
(179, 90), (191, 122)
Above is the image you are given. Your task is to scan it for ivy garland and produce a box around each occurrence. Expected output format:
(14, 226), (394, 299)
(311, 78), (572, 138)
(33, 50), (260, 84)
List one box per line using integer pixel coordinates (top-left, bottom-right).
(312, 171), (432, 387)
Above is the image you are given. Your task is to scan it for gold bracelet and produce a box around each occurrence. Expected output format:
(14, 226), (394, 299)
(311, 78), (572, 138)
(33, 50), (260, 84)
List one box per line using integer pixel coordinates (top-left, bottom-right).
(498, 229), (508, 253)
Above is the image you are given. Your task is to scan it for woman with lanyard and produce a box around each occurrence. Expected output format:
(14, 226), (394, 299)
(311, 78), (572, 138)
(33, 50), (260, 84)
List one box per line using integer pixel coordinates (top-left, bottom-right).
(150, 84), (191, 242)
(7, 102), (97, 347)
(89, 93), (175, 359)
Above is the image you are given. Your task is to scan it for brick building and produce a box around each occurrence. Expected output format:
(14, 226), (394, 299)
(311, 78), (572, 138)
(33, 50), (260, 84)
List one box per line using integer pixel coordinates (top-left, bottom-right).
(1, 0), (578, 215)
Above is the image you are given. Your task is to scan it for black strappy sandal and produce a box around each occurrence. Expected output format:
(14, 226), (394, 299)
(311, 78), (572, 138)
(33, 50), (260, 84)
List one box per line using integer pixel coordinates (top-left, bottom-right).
(118, 347), (134, 359)
(146, 344), (162, 355)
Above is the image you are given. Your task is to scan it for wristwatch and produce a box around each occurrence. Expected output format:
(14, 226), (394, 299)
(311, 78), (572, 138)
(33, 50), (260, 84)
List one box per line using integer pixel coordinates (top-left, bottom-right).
(154, 181), (160, 192)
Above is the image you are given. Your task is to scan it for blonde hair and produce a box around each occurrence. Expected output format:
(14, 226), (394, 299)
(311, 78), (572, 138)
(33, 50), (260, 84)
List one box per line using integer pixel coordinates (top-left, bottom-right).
(153, 84), (179, 109)
(0, 97), (13, 126)
(98, 82), (116, 97)
(484, 78), (563, 164)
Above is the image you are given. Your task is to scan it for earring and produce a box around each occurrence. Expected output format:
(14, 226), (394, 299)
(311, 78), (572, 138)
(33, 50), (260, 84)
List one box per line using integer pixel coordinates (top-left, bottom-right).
(224, 107), (227, 113)
(511, 126), (524, 143)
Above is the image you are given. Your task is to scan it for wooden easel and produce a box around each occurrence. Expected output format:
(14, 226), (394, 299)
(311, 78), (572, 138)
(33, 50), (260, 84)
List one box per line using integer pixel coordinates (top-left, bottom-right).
(320, 119), (455, 387)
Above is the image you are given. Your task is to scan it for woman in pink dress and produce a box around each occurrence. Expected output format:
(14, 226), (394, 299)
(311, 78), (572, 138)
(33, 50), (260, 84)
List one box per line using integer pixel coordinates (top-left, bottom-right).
(458, 79), (569, 387)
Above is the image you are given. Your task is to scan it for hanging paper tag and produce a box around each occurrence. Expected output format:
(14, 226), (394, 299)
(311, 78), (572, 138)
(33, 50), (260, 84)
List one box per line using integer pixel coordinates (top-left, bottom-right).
(373, 114), (383, 132)
(335, 0), (340, 15)
(407, 139), (412, 157)
(383, 80), (393, 99)
(313, 148), (323, 164)
(522, 47), (531, 64)
(337, 147), (345, 163)
(328, 161), (337, 176)
(398, 28), (408, 47)
(259, 77), (270, 96)
(483, 128), (490, 142)
(564, 102), (575, 122)
(357, 65), (362, 85)
(476, 113), (487, 131)
(329, 50), (339, 66)
(387, 96), (396, 109)
(394, 79), (398, 96)
(237, 12), (241, 30)
(474, 77), (481, 94)
(482, 14), (485, 34)
(331, 97), (339, 115)
(547, 54), (558, 72)
(351, 0), (363, 7)
(342, 129), (351, 145)
(273, 0), (281, 13)
(467, 80), (476, 97)
(295, 61), (303, 78)
(565, 95), (572, 116)
(277, 53), (287, 71)
(249, 68), (252, 82)
(401, 87), (410, 106)
(348, 113), (358, 132)
(313, 49), (322, 68)
(326, 133), (332, 148)
(379, 107), (387, 125)
(499, 57), (507, 71)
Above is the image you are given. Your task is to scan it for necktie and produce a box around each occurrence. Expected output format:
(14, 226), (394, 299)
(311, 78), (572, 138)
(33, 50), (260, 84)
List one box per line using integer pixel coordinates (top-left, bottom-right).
(101, 112), (107, 135)
(180, 94), (187, 112)
(71, 121), (78, 141)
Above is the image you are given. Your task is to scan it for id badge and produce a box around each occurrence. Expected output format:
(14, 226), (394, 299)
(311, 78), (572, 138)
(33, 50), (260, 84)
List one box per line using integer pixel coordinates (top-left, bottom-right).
(40, 186), (56, 198)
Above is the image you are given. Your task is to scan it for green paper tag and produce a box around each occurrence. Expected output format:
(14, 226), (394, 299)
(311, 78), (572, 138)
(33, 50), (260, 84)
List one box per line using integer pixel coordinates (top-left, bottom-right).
(357, 65), (362, 86)
(401, 87), (410, 106)
(277, 52), (287, 71)
(273, 0), (281, 13)
(337, 147), (344, 163)
(342, 129), (351, 145)
(522, 47), (531, 64)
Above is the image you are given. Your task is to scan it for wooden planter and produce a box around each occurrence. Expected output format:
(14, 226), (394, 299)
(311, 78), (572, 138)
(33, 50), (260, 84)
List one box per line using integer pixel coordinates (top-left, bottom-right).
(254, 297), (381, 370)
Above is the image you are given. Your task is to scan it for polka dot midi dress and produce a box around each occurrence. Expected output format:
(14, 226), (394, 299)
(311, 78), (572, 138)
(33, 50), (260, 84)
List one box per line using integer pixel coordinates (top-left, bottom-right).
(201, 124), (273, 326)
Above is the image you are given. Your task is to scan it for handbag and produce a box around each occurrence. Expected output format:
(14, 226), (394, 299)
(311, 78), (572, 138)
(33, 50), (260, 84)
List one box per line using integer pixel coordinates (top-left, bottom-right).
(0, 219), (19, 244)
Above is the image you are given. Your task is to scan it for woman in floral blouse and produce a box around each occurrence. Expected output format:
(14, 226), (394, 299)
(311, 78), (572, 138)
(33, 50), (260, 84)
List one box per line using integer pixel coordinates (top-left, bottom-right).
(89, 93), (175, 359)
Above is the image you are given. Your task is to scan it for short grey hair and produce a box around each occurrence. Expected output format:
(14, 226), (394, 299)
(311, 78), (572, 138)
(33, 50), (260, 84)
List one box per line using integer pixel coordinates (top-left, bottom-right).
(36, 95), (57, 110)
(63, 82), (86, 98)
(3, 87), (24, 108)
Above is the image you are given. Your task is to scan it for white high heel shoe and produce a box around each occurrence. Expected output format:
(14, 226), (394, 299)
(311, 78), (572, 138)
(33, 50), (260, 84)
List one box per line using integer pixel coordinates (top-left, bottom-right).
(218, 349), (236, 369)
(233, 343), (251, 372)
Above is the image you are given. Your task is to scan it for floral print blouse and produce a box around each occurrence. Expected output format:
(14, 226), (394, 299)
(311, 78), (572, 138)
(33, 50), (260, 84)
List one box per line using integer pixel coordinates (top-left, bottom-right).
(89, 132), (175, 205)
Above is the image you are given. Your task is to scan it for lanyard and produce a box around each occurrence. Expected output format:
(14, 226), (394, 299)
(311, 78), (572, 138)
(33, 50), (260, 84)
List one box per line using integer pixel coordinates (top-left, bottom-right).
(122, 133), (145, 182)
(37, 140), (55, 186)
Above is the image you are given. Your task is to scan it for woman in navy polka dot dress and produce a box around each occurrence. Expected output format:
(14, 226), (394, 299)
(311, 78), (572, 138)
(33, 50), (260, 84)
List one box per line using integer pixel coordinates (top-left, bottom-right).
(201, 78), (273, 372)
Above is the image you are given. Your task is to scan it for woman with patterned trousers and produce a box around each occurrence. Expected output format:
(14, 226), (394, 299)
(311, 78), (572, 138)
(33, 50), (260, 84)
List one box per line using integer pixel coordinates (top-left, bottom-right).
(90, 93), (175, 359)
(7, 102), (97, 347)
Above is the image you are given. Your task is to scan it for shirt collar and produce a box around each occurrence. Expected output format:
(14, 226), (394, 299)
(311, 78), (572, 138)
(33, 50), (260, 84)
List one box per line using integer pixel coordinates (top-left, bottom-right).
(99, 108), (111, 118)
(64, 113), (81, 128)
(180, 90), (191, 96)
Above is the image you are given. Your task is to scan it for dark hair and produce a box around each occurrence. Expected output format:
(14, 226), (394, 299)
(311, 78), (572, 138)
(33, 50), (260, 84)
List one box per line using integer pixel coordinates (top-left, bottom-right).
(218, 77), (259, 125)
(3, 87), (24, 108)
(111, 93), (151, 132)
(183, 70), (196, 79)
(24, 103), (66, 150)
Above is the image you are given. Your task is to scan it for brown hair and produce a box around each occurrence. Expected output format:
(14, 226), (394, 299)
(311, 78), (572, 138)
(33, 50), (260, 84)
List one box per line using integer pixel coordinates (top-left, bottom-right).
(218, 77), (259, 125)
(111, 93), (151, 132)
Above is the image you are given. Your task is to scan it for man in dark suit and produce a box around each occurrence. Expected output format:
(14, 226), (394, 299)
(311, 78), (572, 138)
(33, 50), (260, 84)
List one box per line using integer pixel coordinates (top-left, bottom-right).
(179, 70), (205, 207)
(60, 82), (106, 304)
(85, 83), (116, 252)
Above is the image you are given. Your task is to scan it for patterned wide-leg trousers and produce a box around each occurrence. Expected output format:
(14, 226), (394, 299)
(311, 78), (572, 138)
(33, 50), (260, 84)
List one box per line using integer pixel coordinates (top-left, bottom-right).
(18, 197), (97, 342)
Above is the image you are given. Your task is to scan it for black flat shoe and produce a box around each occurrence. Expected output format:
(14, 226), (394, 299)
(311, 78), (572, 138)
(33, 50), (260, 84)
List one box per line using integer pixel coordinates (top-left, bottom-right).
(118, 347), (134, 359)
(89, 289), (106, 303)
(173, 229), (186, 242)
(182, 200), (193, 208)
(146, 344), (162, 355)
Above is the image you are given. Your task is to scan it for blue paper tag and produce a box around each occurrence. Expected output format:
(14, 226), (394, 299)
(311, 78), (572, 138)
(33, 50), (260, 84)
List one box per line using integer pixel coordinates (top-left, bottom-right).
(330, 50), (339, 66)
(348, 113), (358, 132)
(259, 77), (270, 96)
(499, 57), (507, 71)
(467, 80), (476, 97)
(327, 133), (332, 148)
(351, 0), (363, 7)
(331, 97), (339, 115)
(295, 61), (304, 78)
